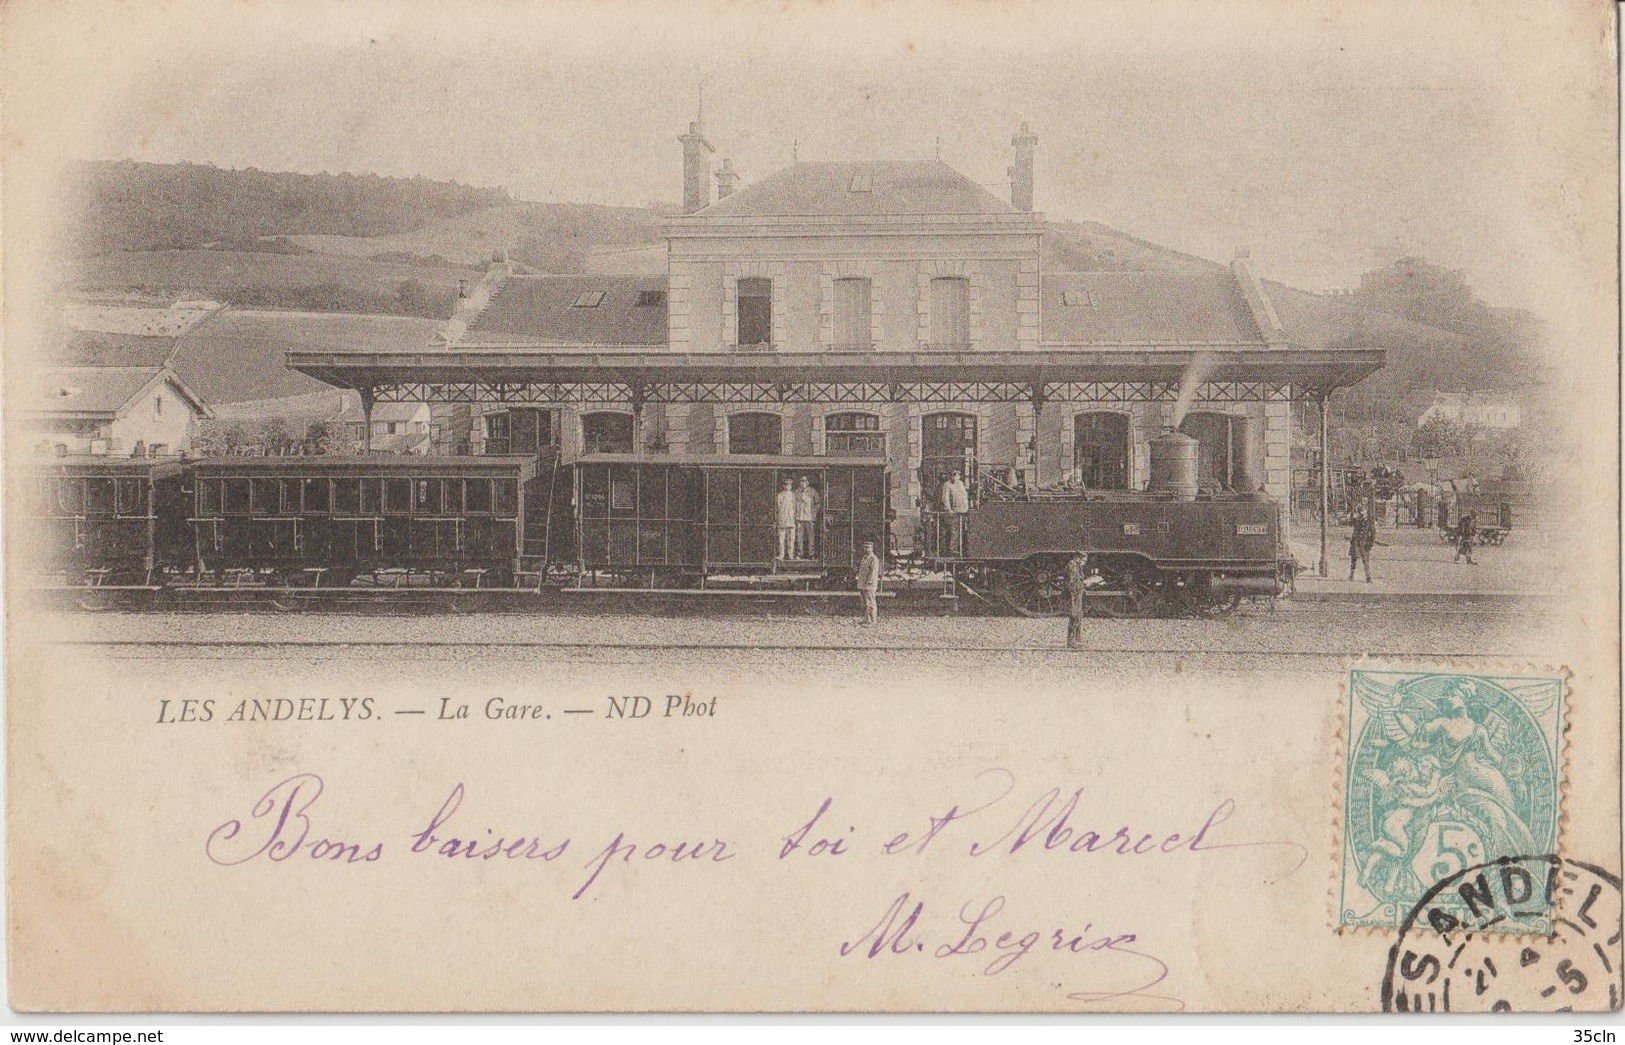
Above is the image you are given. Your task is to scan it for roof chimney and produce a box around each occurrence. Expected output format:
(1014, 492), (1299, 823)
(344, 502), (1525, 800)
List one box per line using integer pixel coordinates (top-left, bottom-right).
(715, 157), (739, 199)
(1009, 121), (1037, 212)
(679, 95), (715, 214)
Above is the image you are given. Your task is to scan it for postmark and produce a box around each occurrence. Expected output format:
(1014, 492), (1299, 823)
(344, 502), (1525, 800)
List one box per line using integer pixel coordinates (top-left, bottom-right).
(1340, 668), (1566, 932)
(1382, 856), (1623, 1013)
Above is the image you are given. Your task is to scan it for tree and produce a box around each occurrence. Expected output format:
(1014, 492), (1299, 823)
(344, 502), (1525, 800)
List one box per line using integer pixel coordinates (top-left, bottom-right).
(397, 279), (429, 316)
(1411, 415), (1473, 459)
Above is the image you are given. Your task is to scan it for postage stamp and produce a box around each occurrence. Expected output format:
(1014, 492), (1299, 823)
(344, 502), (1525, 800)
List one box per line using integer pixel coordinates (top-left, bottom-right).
(1339, 668), (1567, 933)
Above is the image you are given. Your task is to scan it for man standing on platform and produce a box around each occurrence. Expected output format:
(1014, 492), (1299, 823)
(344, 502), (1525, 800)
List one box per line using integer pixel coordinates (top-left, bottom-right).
(941, 470), (970, 555)
(795, 475), (820, 559)
(1065, 552), (1091, 649)
(1348, 501), (1376, 582)
(856, 540), (882, 625)
(775, 478), (797, 561)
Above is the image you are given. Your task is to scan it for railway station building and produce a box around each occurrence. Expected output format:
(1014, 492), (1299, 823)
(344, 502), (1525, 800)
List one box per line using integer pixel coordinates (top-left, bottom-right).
(289, 113), (1381, 549)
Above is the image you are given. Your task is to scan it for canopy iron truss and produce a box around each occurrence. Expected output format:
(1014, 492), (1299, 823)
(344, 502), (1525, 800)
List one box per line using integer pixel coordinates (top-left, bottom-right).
(289, 348), (1382, 407)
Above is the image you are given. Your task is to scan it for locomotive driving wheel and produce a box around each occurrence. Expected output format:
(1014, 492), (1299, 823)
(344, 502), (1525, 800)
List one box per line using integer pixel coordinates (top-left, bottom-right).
(1095, 560), (1165, 619)
(992, 555), (1069, 617)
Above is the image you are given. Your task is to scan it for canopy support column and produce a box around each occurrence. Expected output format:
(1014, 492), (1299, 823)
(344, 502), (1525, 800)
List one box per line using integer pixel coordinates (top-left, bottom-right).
(1317, 389), (1331, 577)
(360, 386), (375, 455)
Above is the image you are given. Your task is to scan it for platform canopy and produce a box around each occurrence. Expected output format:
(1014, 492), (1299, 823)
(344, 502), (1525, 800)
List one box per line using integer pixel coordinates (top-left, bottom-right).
(285, 345), (1385, 406)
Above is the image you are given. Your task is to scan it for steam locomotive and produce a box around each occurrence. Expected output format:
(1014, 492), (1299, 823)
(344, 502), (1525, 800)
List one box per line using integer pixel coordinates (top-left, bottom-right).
(23, 429), (1286, 617)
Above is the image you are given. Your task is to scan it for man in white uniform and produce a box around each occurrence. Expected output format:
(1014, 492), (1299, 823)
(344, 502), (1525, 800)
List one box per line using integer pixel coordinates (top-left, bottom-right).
(775, 478), (797, 560)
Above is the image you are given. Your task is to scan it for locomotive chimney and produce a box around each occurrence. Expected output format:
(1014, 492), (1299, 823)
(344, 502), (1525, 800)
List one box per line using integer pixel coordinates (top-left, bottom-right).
(1148, 429), (1200, 502)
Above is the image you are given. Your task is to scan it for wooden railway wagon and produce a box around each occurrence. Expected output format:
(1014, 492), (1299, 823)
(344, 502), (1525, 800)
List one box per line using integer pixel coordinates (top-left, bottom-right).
(22, 457), (191, 585)
(929, 493), (1283, 616)
(568, 454), (889, 587)
(187, 456), (541, 586)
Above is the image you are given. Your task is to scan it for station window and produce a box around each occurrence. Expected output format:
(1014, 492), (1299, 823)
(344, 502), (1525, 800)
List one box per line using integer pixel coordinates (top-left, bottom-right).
(825, 412), (884, 456)
(737, 277), (772, 348)
(1074, 413), (1130, 490)
(727, 412), (782, 455)
(929, 277), (970, 349)
(833, 278), (872, 350)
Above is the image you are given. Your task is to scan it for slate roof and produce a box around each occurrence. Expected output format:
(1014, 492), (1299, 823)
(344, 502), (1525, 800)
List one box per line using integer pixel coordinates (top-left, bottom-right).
(29, 367), (207, 418)
(169, 309), (443, 404)
(1039, 271), (1265, 344)
(696, 160), (1016, 218)
(463, 275), (669, 345)
(55, 330), (175, 368)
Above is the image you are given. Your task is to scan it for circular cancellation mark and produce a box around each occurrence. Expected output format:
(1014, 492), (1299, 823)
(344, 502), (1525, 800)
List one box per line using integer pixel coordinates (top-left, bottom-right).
(1382, 855), (1623, 1013)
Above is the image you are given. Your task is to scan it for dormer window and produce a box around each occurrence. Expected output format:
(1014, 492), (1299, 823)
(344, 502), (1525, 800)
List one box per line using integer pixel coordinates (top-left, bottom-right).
(572, 291), (606, 308)
(635, 290), (667, 307)
(1061, 288), (1096, 308)
(848, 172), (873, 193)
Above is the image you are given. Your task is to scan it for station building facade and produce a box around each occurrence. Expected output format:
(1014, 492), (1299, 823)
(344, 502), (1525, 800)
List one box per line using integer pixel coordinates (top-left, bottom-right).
(290, 115), (1380, 549)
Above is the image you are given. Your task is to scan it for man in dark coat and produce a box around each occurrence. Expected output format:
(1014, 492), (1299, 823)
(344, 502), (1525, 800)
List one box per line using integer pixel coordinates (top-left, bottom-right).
(1348, 502), (1376, 582)
(856, 541), (882, 625)
(1065, 552), (1091, 648)
(1454, 510), (1478, 565)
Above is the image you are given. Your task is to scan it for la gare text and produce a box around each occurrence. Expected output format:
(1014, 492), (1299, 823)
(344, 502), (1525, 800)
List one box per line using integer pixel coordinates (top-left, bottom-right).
(156, 693), (719, 724)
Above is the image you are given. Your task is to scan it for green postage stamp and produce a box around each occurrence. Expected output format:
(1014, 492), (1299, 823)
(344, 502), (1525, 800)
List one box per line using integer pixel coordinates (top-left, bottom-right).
(1339, 667), (1566, 933)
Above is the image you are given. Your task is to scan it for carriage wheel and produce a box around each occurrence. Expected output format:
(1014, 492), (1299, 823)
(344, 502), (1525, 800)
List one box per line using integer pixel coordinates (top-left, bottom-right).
(992, 555), (1069, 617)
(1096, 562), (1165, 619)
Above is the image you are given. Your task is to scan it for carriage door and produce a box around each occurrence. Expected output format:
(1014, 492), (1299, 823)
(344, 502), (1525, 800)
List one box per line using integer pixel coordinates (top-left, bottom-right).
(1074, 413), (1130, 490)
(921, 413), (978, 501)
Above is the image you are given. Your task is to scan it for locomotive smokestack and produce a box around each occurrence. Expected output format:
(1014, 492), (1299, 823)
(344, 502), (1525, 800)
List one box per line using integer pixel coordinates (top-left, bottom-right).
(1149, 429), (1200, 502)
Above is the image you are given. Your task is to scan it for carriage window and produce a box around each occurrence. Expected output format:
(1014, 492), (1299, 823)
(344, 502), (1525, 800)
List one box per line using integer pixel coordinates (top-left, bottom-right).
(83, 478), (114, 515)
(224, 478), (251, 515)
(825, 412), (884, 456)
(200, 479), (222, 515)
(31, 478), (52, 515)
(611, 478), (635, 511)
(333, 479), (360, 515)
(415, 479), (443, 515)
(493, 479), (517, 515)
(302, 478), (330, 514)
(582, 412), (635, 454)
(57, 479), (85, 514)
(728, 412), (782, 455)
(384, 478), (412, 514)
(278, 480), (301, 514)
(115, 478), (145, 516)
(250, 479), (277, 515)
(360, 479), (382, 515)
(464, 478), (492, 513)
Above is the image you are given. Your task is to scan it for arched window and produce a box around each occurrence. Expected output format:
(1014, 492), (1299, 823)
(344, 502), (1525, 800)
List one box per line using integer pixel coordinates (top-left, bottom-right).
(581, 412), (635, 454)
(1073, 412), (1130, 490)
(727, 412), (783, 455)
(921, 412), (977, 490)
(825, 412), (884, 456)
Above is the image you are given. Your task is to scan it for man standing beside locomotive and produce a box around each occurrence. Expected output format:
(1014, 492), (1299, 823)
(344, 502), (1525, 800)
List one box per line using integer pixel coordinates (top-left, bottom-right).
(775, 478), (797, 561)
(1064, 552), (1091, 649)
(1348, 501), (1376, 582)
(795, 475), (820, 559)
(855, 540), (882, 625)
(940, 470), (970, 556)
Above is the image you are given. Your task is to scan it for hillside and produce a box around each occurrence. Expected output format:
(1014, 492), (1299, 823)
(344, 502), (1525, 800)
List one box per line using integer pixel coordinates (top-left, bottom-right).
(62, 161), (510, 256)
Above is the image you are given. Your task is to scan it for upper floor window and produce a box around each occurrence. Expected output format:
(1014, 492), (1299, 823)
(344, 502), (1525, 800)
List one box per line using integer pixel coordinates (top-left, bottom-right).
(727, 412), (782, 455)
(929, 277), (969, 349)
(833, 278), (872, 351)
(153, 394), (163, 419)
(737, 277), (772, 348)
